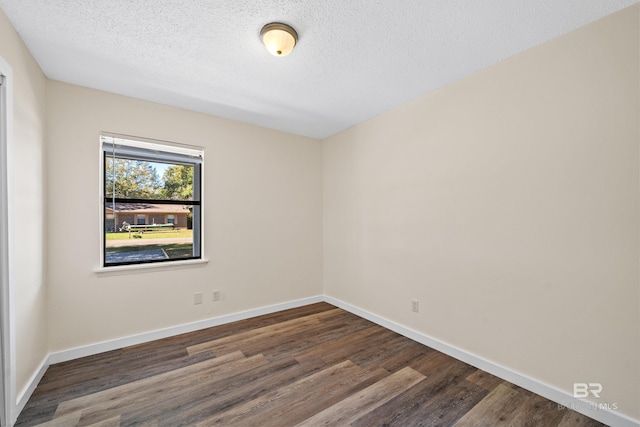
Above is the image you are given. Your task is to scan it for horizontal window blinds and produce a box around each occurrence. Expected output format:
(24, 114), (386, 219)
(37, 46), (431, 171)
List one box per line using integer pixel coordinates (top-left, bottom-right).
(101, 135), (203, 165)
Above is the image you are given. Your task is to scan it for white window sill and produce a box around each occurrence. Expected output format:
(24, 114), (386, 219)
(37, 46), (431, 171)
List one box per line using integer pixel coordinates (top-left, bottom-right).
(94, 258), (209, 277)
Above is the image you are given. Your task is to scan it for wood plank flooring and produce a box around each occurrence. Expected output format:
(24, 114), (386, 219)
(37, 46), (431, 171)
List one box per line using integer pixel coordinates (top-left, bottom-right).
(16, 302), (605, 426)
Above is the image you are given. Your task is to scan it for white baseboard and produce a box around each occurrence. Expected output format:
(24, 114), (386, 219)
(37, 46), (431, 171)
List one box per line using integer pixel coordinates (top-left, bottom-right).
(16, 294), (639, 427)
(48, 295), (324, 364)
(324, 296), (639, 427)
(15, 355), (48, 423)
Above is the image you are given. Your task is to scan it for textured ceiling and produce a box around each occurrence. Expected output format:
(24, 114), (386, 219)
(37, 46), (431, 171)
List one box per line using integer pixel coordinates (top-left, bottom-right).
(0, 0), (636, 139)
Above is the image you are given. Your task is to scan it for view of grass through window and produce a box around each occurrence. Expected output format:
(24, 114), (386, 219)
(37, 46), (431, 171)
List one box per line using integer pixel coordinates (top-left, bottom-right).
(103, 135), (202, 266)
(104, 202), (195, 264)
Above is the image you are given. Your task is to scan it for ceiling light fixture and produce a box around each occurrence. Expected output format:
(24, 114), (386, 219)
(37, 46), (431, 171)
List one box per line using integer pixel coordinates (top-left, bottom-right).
(260, 22), (298, 57)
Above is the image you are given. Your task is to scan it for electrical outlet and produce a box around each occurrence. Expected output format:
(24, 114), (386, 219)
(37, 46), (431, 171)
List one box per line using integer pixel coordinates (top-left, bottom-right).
(212, 290), (220, 301)
(194, 292), (203, 305)
(412, 299), (419, 313)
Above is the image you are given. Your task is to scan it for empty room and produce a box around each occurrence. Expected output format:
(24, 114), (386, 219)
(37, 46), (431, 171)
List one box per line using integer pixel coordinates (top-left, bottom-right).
(0, 1), (638, 426)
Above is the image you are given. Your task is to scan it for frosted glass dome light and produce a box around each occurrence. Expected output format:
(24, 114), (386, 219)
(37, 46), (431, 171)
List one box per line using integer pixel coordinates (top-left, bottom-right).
(260, 23), (298, 57)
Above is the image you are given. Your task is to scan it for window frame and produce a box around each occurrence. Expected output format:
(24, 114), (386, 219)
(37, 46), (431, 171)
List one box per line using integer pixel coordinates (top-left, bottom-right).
(100, 133), (204, 268)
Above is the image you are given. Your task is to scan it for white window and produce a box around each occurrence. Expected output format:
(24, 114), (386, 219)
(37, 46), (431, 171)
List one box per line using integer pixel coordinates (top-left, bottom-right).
(101, 134), (203, 267)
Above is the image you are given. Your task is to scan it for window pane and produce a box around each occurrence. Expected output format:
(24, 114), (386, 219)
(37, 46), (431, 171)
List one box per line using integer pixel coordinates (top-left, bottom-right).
(105, 202), (196, 265)
(105, 157), (195, 202)
(102, 134), (203, 267)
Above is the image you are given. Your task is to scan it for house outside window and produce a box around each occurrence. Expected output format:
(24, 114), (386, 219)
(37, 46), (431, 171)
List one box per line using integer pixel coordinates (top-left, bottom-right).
(102, 134), (203, 267)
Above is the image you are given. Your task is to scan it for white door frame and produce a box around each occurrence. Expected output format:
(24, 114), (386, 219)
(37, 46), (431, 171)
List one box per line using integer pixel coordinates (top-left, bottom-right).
(0, 55), (15, 427)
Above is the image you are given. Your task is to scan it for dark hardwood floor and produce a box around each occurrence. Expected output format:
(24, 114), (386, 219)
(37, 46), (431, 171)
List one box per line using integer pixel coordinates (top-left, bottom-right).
(16, 302), (605, 426)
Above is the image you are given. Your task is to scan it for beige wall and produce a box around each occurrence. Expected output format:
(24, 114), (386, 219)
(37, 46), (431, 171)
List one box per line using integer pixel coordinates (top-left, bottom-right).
(323, 5), (639, 420)
(0, 8), (48, 406)
(46, 81), (323, 352)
